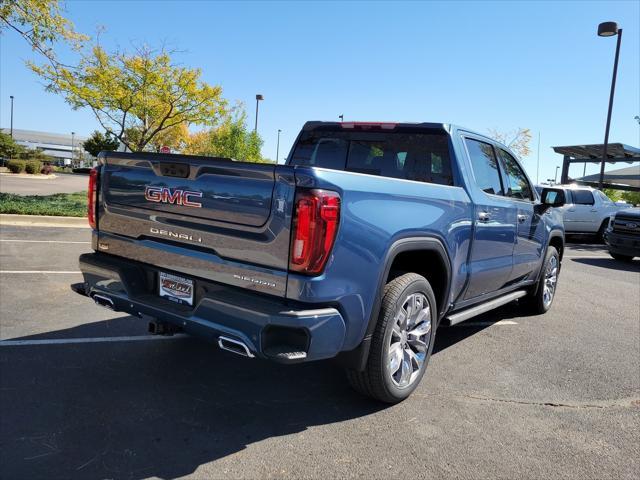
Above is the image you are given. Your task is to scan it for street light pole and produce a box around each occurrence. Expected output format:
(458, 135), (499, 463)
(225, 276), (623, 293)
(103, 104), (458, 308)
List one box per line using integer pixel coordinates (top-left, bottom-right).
(554, 166), (560, 184)
(71, 131), (75, 165)
(9, 95), (14, 138)
(276, 129), (281, 163)
(597, 21), (623, 190)
(254, 94), (264, 133)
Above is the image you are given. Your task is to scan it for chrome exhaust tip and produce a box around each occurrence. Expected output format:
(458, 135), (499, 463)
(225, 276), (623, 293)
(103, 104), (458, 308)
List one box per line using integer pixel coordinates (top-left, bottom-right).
(218, 336), (254, 358)
(92, 294), (115, 310)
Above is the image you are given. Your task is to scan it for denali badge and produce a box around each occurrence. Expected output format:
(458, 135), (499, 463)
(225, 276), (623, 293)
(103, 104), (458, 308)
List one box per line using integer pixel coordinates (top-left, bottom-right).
(150, 227), (202, 243)
(144, 186), (203, 208)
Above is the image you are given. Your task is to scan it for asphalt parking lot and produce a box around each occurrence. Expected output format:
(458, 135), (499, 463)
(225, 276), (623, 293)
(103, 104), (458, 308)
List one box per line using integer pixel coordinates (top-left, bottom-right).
(0, 172), (88, 195)
(0, 225), (638, 479)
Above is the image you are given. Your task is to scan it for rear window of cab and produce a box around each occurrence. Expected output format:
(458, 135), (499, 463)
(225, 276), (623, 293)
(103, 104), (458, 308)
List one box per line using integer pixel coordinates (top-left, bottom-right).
(290, 130), (454, 186)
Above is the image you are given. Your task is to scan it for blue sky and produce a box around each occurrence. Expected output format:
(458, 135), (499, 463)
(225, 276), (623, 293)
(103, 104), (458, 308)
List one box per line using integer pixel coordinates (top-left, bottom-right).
(1, 0), (638, 183)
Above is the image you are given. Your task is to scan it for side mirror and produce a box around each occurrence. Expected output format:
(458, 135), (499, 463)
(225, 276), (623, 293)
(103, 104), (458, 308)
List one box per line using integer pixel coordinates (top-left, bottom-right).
(540, 188), (565, 207)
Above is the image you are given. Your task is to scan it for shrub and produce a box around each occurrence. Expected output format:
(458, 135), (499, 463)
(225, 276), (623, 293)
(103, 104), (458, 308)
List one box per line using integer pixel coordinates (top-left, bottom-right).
(41, 164), (54, 175)
(6, 160), (26, 174)
(25, 160), (42, 174)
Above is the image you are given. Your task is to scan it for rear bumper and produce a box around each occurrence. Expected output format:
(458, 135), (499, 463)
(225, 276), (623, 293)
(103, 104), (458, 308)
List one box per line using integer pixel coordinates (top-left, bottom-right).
(78, 253), (346, 362)
(604, 230), (640, 257)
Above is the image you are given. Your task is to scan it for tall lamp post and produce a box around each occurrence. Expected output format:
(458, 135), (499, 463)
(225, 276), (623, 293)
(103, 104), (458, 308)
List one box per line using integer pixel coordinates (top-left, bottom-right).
(554, 166), (560, 184)
(276, 129), (282, 163)
(71, 131), (75, 166)
(9, 95), (14, 138)
(597, 21), (623, 190)
(254, 94), (264, 132)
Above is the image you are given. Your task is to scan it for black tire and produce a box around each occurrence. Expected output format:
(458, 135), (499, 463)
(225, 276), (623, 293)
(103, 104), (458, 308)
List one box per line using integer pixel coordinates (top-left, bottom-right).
(525, 246), (560, 315)
(596, 220), (609, 243)
(345, 273), (437, 404)
(610, 252), (634, 261)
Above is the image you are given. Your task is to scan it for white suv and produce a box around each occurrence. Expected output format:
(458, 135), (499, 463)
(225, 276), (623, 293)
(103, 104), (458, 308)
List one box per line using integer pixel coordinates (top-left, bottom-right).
(537, 185), (626, 240)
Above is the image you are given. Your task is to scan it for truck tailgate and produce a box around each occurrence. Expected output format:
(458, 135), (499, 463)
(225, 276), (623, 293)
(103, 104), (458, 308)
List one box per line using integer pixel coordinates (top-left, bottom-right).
(96, 153), (295, 296)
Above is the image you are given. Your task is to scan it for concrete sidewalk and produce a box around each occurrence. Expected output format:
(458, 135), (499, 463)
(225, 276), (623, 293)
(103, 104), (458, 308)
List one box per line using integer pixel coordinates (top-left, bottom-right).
(0, 214), (89, 228)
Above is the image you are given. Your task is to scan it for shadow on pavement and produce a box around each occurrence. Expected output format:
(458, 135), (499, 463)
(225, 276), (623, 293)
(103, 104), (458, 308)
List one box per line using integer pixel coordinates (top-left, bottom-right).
(434, 301), (524, 354)
(0, 302), (524, 479)
(565, 235), (603, 246)
(570, 256), (640, 272)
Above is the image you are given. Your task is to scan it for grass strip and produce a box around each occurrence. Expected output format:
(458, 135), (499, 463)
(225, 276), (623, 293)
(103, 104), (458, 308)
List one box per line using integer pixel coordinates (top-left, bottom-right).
(0, 192), (87, 217)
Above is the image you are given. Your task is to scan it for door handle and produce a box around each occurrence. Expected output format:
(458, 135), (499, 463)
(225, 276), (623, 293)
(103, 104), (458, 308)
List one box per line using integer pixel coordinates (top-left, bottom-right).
(478, 211), (491, 222)
(517, 214), (528, 223)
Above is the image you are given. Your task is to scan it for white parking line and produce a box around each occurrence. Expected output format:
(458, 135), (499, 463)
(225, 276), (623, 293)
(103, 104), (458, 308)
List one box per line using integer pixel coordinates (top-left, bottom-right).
(0, 239), (90, 244)
(0, 271), (82, 274)
(0, 334), (188, 347)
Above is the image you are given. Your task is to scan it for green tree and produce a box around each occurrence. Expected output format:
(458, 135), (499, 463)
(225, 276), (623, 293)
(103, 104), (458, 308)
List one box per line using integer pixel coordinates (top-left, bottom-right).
(185, 107), (269, 163)
(0, 132), (26, 158)
(603, 188), (622, 202)
(82, 130), (120, 157)
(621, 191), (640, 206)
(0, 0), (86, 64)
(31, 44), (226, 152)
(602, 189), (640, 206)
(126, 123), (190, 153)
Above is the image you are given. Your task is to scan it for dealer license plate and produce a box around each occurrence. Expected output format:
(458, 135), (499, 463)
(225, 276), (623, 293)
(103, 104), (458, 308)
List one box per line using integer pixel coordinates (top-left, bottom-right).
(159, 271), (194, 306)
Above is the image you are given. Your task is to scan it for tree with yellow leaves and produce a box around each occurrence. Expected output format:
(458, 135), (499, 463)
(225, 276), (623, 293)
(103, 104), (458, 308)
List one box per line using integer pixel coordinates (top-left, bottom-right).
(184, 106), (269, 163)
(31, 44), (227, 152)
(0, 0), (87, 64)
(488, 128), (532, 159)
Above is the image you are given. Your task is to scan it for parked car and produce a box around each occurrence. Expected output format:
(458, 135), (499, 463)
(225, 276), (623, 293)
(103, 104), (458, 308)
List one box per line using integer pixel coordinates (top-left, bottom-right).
(604, 207), (640, 261)
(536, 185), (626, 241)
(74, 121), (566, 403)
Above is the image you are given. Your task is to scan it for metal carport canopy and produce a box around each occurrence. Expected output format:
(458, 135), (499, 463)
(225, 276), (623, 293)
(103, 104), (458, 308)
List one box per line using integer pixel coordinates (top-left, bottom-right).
(554, 143), (640, 190)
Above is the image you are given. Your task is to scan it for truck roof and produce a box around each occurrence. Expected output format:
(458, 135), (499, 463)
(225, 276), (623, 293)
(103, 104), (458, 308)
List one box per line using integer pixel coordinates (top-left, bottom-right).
(301, 120), (451, 132)
(300, 121), (518, 156)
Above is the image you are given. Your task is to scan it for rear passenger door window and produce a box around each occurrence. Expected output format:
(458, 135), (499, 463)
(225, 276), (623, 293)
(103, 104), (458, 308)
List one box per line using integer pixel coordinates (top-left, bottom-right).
(464, 138), (503, 195)
(573, 190), (595, 205)
(496, 149), (533, 201)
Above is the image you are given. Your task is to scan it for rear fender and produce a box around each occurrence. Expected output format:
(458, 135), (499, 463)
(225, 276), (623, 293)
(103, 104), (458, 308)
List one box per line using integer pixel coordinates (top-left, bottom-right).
(336, 236), (452, 371)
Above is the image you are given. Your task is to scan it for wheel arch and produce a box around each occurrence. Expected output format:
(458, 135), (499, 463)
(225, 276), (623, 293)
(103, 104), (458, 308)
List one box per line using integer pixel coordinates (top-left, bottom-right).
(336, 236), (452, 371)
(548, 231), (565, 261)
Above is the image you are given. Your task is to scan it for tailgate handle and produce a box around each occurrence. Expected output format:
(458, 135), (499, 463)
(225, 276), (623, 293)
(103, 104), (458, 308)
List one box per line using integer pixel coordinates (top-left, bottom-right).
(158, 162), (190, 178)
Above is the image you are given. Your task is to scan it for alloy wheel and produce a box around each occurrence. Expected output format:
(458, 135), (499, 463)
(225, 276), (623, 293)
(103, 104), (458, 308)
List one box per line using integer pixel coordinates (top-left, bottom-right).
(542, 255), (558, 307)
(387, 292), (432, 389)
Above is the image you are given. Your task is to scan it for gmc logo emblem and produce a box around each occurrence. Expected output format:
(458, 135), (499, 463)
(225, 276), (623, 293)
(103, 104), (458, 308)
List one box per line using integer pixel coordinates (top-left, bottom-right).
(144, 186), (203, 208)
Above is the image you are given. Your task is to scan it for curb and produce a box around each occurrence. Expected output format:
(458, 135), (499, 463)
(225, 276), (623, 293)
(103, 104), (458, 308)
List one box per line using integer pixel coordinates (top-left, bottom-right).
(0, 173), (58, 180)
(0, 214), (89, 228)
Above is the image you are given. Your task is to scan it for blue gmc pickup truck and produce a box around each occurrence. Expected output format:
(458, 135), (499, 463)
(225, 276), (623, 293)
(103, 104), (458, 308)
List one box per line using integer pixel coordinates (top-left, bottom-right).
(76, 121), (566, 403)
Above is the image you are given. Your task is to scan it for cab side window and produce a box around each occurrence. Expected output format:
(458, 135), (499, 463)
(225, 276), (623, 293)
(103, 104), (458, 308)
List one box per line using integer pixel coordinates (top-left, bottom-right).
(573, 190), (595, 205)
(465, 138), (503, 196)
(496, 149), (533, 201)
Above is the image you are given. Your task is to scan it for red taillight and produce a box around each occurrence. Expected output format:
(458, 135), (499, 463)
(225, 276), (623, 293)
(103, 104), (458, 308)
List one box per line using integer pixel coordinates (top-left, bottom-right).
(289, 189), (341, 275)
(88, 167), (99, 229)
